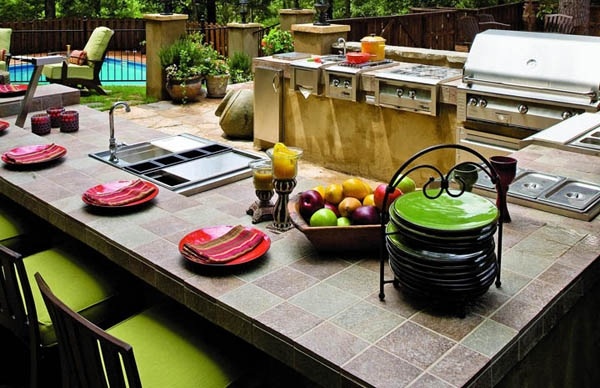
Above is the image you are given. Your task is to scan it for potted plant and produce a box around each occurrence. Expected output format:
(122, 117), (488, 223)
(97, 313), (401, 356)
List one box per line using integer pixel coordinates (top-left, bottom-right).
(158, 33), (206, 103)
(200, 44), (230, 98)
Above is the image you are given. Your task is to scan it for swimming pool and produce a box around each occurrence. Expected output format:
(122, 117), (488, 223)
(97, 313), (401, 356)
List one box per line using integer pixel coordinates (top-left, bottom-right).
(8, 57), (146, 84)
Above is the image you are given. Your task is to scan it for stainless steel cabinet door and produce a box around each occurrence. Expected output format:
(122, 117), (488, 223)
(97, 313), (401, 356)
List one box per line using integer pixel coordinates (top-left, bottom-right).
(253, 66), (283, 144)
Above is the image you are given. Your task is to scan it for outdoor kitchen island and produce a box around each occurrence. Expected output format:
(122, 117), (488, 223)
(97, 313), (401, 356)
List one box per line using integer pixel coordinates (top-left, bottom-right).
(0, 105), (599, 387)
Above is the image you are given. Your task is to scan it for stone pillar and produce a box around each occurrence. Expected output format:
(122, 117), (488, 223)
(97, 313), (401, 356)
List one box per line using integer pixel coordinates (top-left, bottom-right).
(143, 13), (188, 100)
(291, 23), (350, 55)
(227, 22), (262, 59)
(279, 9), (316, 31)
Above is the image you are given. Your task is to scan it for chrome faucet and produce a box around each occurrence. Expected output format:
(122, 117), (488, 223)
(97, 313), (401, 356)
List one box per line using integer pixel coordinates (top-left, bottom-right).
(108, 101), (131, 163)
(337, 37), (346, 56)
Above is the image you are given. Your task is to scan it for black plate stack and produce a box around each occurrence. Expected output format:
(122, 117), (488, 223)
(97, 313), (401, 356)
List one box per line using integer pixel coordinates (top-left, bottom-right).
(386, 192), (499, 303)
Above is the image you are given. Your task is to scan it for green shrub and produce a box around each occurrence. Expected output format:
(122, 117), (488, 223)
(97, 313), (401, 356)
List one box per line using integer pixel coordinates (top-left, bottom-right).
(228, 51), (253, 83)
(261, 27), (294, 56)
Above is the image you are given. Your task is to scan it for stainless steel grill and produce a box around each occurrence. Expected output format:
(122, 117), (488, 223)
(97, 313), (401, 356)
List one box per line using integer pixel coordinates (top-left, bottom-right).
(457, 30), (600, 156)
(324, 59), (395, 101)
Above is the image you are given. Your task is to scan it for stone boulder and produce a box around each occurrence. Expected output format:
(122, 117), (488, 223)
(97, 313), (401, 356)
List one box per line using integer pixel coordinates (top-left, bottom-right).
(215, 89), (254, 139)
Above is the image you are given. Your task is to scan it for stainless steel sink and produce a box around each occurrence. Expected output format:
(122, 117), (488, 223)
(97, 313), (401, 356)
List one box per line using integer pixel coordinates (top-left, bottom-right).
(89, 134), (264, 196)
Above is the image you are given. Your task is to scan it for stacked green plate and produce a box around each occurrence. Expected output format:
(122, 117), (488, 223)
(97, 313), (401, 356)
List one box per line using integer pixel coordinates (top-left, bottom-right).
(386, 190), (499, 302)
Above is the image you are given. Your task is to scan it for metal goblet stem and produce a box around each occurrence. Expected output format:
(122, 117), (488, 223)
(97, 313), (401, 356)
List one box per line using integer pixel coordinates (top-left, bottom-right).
(490, 156), (517, 223)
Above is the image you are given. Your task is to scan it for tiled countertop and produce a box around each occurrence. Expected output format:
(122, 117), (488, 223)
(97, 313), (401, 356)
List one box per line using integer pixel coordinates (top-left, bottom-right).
(1, 106), (599, 387)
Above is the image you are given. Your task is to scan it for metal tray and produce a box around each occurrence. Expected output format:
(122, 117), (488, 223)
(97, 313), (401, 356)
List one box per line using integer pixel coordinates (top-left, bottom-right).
(508, 171), (565, 199)
(536, 180), (600, 211)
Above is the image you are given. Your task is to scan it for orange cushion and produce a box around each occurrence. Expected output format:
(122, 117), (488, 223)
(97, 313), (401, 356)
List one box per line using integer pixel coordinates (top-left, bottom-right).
(68, 50), (87, 65)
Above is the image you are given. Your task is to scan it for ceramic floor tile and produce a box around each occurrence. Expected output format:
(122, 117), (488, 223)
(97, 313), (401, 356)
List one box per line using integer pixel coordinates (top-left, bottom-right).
(513, 278), (563, 309)
(429, 344), (490, 387)
(377, 321), (456, 369)
(325, 264), (380, 298)
(220, 283), (283, 317)
(289, 254), (352, 280)
(491, 298), (541, 331)
(330, 300), (404, 343)
(289, 282), (360, 320)
(296, 321), (369, 366)
(461, 319), (517, 357)
(253, 266), (319, 299)
(407, 373), (454, 388)
(255, 302), (323, 340)
(411, 309), (483, 342)
(343, 345), (422, 388)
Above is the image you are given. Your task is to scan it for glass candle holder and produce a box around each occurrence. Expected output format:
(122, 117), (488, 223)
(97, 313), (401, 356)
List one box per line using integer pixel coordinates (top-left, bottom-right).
(31, 113), (51, 135)
(46, 106), (65, 128)
(266, 146), (303, 231)
(60, 110), (79, 133)
(247, 159), (275, 223)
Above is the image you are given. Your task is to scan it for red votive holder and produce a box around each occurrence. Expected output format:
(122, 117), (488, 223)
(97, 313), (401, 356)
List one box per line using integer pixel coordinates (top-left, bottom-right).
(31, 113), (51, 135)
(46, 106), (65, 128)
(60, 110), (79, 133)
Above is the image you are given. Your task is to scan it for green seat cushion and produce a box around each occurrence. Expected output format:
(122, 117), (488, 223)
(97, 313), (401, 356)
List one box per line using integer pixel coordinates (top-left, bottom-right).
(83, 26), (113, 62)
(42, 63), (94, 81)
(107, 304), (243, 388)
(24, 245), (121, 346)
(0, 61), (6, 71)
(0, 200), (34, 241)
(0, 28), (11, 51)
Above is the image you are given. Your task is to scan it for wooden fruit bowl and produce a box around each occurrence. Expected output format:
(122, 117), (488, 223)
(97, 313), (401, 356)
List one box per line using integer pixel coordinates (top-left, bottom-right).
(287, 195), (381, 252)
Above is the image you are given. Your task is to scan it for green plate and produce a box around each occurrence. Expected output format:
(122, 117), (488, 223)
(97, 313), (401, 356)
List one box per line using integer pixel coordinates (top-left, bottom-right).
(392, 190), (498, 232)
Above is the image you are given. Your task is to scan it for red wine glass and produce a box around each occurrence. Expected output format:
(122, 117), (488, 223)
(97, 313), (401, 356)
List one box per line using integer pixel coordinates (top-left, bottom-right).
(490, 156), (517, 223)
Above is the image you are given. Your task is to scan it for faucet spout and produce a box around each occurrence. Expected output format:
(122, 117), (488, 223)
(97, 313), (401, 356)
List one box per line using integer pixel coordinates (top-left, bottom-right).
(108, 101), (131, 163)
(337, 37), (347, 56)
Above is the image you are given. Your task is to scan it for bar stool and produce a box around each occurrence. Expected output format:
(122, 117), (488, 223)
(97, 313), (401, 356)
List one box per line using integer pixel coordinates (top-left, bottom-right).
(35, 272), (258, 388)
(0, 241), (132, 388)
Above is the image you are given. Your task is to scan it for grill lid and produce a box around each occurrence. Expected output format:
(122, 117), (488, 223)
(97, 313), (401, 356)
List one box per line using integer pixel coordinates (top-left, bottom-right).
(463, 30), (600, 101)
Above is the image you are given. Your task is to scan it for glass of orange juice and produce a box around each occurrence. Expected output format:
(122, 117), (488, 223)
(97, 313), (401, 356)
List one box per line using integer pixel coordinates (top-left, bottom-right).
(247, 159), (275, 223)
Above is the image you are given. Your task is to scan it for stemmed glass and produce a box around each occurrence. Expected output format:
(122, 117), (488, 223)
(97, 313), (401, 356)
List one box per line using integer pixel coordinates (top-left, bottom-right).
(266, 146), (303, 231)
(490, 156), (518, 223)
(247, 159), (275, 224)
(452, 162), (479, 192)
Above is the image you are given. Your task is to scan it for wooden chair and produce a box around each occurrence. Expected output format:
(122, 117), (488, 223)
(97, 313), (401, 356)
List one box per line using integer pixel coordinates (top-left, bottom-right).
(0, 242), (129, 388)
(0, 28), (11, 71)
(35, 272), (254, 388)
(544, 14), (574, 34)
(42, 26), (114, 95)
(455, 16), (480, 51)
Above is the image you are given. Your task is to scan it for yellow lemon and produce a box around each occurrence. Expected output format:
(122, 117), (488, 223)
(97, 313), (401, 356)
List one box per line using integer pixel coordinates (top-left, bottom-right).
(324, 183), (344, 205)
(338, 197), (362, 218)
(312, 185), (326, 198)
(342, 178), (370, 200)
(362, 193), (375, 206)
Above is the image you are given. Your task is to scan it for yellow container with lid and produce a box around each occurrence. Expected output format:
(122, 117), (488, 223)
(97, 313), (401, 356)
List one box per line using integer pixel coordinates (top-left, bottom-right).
(361, 34), (386, 61)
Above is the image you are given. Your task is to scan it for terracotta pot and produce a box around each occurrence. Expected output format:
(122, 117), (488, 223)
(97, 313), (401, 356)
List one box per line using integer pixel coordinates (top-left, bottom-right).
(206, 74), (230, 98)
(166, 75), (204, 103)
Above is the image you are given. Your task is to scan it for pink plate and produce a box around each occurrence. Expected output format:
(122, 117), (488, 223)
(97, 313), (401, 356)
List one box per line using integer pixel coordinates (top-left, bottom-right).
(82, 180), (159, 208)
(0, 120), (9, 132)
(179, 225), (270, 267)
(1, 144), (67, 165)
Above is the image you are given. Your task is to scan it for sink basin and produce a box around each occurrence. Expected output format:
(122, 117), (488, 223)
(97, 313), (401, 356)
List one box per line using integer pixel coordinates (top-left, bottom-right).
(90, 134), (264, 196)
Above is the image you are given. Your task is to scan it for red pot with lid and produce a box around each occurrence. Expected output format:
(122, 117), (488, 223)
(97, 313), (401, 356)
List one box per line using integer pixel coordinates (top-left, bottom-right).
(346, 52), (373, 64)
(360, 34), (386, 61)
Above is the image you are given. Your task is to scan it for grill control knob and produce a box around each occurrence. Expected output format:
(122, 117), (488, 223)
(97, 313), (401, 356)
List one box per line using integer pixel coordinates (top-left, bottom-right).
(408, 90), (416, 99)
(396, 88), (404, 97)
(468, 97), (478, 106)
(561, 111), (573, 120)
(332, 78), (340, 87)
(478, 99), (487, 108)
(517, 104), (528, 114)
(343, 80), (351, 89)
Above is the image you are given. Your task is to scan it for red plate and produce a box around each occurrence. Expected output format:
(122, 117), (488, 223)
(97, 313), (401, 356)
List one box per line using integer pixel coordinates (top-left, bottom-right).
(82, 180), (159, 208)
(1, 144), (67, 165)
(179, 225), (270, 267)
(0, 84), (28, 97)
(0, 120), (9, 132)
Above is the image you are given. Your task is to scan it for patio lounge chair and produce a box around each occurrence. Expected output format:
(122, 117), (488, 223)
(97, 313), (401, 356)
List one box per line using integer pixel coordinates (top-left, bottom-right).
(544, 14), (574, 34)
(42, 26), (114, 95)
(0, 28), (11, 71)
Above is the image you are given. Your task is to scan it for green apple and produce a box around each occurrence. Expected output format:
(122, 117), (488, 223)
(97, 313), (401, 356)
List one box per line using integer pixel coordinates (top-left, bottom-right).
(337, 216), (351, 226)
(310, 208), (338, 227)
(396, 176), (416, 193)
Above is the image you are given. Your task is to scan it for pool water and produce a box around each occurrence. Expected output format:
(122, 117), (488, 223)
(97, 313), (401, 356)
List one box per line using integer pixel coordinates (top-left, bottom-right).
(8, 57), (146, 84)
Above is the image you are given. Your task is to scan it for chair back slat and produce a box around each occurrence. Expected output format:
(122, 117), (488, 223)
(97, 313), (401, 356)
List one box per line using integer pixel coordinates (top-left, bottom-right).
(35, 272), (142, 388)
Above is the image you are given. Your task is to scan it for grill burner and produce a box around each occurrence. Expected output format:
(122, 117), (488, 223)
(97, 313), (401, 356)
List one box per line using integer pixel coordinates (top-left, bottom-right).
(374, 63), (462, 115)
(324, 59), (396, 101)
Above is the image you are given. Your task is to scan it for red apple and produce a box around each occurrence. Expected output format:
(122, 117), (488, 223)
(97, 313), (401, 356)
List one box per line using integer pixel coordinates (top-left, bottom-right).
(298, 190), (325, 221)
(324, 202), (340, 217)
(373, 183), (402, 212)
(351, 205), (380, 225)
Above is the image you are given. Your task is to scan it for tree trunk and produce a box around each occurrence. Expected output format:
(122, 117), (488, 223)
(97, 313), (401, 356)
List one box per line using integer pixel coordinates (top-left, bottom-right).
(559, 0), (590, 34)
